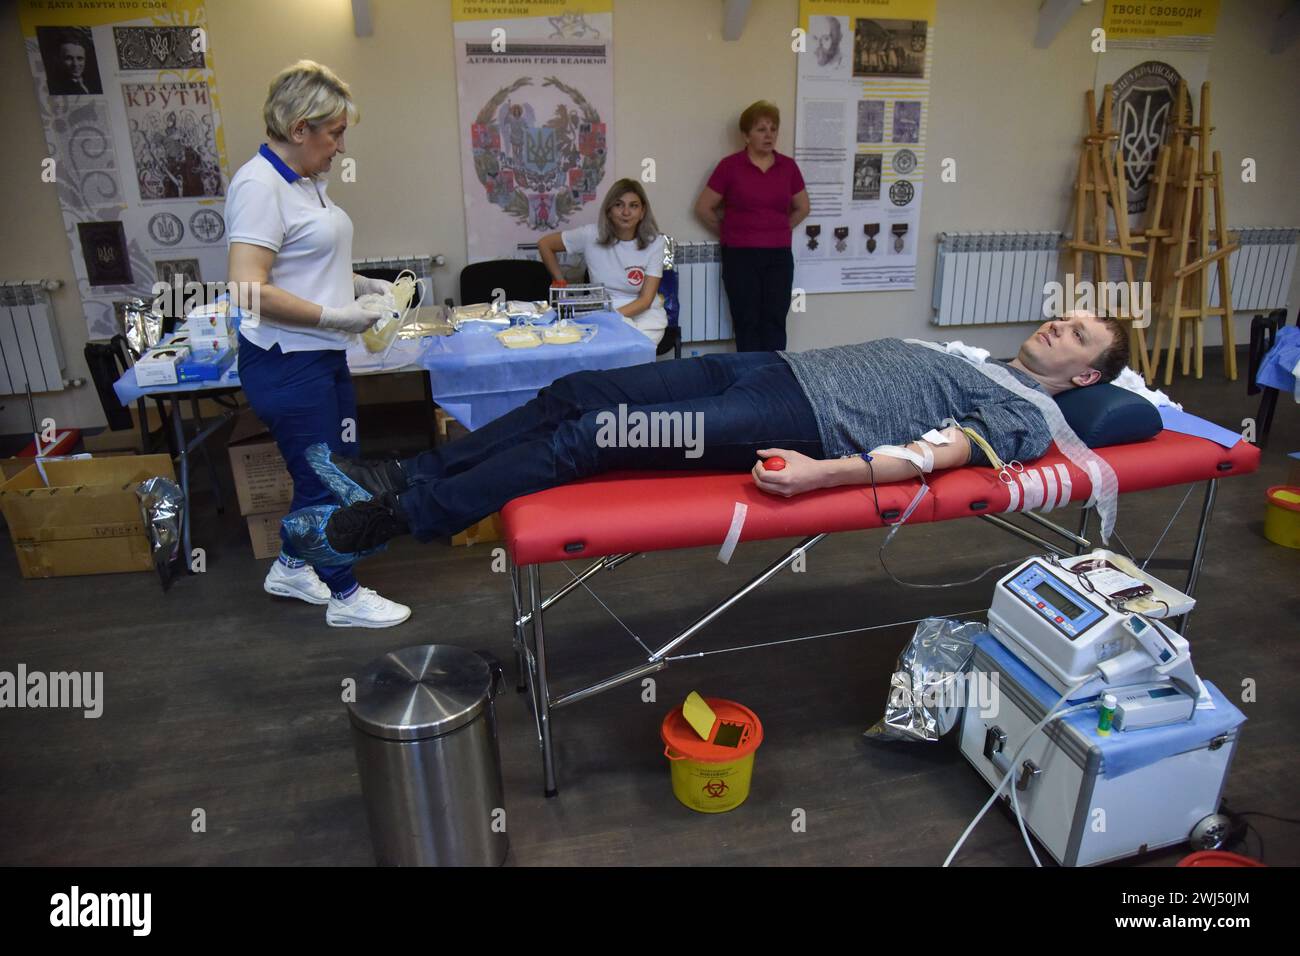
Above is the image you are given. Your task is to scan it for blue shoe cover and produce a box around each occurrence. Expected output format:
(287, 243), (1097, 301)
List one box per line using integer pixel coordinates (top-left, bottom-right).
(305, 443), (373, 507)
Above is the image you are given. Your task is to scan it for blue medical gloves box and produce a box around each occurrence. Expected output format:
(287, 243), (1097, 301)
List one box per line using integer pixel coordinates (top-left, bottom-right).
(176, 345), (236, 383)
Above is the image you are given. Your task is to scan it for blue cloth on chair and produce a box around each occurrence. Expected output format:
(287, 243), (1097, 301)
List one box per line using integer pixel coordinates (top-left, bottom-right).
(1257, 325), (1300, 398)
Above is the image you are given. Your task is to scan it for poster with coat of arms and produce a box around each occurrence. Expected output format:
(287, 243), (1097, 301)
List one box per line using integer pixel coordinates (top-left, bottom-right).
(452, 1), (614, 262)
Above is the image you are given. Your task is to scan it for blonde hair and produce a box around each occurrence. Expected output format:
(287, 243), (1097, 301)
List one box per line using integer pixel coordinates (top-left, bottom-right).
(596, 179), (660, 249)
(263, 60), (358, 142)
(739, 100), (780, 134)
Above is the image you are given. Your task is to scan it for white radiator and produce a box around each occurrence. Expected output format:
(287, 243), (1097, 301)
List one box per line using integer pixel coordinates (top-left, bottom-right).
(0, 281), (65, 396)
(1209, 228), (1298, 312)
(674, 240), (733, 343)
(932, 232), (1062, 327)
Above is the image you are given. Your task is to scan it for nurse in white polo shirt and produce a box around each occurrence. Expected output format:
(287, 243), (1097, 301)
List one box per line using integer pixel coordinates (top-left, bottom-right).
(226, 60), (409, 629)
(537, 178), (668, 346)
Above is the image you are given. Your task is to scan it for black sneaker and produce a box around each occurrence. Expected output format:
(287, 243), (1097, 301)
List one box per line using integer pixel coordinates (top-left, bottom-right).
(307, 443), (409, 505)
(324, 493), (411, 555)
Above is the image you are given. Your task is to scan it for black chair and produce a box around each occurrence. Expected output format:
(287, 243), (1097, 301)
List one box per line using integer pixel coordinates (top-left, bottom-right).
(1246, 308), (1290, 446)
(450, 259), (552, 306)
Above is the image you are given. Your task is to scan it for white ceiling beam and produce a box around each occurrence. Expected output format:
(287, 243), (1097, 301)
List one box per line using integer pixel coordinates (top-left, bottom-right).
(722, 0), (751, 42)
(1034, 0), (1085, 49)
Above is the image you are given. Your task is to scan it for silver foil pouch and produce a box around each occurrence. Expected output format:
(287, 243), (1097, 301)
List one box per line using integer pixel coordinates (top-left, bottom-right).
(864, 618), (984, 743)
(136, 476), (184, 590)
(124, 298), (165, 357)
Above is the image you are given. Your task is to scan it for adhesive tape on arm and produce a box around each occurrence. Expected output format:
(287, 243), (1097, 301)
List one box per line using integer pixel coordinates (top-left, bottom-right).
(871, 443), (932, 473)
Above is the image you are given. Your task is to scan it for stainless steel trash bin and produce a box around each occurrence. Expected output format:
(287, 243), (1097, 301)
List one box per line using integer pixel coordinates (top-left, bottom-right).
(348, 644), (508, 866)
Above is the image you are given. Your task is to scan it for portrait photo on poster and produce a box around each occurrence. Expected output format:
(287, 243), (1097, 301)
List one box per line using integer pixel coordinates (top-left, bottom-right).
(37, 25), (104, 96)
(808, 16), (848, 74)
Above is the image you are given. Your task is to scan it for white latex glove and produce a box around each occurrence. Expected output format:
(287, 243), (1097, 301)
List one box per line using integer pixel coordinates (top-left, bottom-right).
(353, 274), (395, 298)
(318, 301), (384, 333)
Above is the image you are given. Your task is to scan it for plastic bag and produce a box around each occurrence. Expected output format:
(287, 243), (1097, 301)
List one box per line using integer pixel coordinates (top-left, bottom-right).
(863, 617), (983, 743)
(136, 476), (184, 591)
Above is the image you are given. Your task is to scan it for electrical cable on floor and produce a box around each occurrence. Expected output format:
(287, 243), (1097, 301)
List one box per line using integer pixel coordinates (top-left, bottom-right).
(879, 545), (1024, 589)
(1237, 810), (1300, 825)
(561, 561), (654, 656)
(664, 609), (985, 661)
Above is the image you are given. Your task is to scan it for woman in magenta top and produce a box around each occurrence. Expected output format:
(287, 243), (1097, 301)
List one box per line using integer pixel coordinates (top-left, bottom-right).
(695, 100), (810, 351)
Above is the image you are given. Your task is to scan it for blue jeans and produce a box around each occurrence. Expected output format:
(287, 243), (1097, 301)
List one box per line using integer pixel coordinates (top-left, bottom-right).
(396, 352), (824, 540)
(237, 334), (358, 593)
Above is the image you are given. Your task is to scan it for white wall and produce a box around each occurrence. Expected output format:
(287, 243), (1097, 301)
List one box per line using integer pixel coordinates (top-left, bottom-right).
(3, 0), (1298, 431)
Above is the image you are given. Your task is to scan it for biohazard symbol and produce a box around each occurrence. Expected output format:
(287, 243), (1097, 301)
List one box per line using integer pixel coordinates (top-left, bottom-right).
(702, 778), (729, 799)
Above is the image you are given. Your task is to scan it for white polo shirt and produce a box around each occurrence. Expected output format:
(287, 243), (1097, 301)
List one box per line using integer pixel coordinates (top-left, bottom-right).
(227, 144), (355, 352)
(561, 224), (665, 309)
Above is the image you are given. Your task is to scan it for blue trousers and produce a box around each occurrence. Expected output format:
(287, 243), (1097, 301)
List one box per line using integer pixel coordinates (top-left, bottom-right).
(721, 246), (794, 352)
(397, 351), (824, 540)
(237, 335), (358, 593)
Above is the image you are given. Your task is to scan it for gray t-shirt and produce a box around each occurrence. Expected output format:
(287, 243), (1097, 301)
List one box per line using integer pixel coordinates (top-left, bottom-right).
(779, 338), (1054, 466)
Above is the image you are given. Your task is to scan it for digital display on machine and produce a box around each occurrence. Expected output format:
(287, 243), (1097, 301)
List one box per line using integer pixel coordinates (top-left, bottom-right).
(1033, 582), (1085, 619)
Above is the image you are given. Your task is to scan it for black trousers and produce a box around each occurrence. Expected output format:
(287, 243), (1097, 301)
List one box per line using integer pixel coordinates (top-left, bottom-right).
(721, 245), (795, 352)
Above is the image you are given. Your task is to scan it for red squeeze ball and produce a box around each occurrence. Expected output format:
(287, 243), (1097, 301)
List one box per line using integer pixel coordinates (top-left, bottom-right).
(551, 278), (569, 288)
(763, 456), (787, 471)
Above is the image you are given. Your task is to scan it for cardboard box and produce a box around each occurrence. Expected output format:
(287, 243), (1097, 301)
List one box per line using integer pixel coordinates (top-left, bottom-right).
(451, 512), (503, 547)
(0, 454), (176, 578)
(246, 510), (289, 560)
(227, 410), (294, 516)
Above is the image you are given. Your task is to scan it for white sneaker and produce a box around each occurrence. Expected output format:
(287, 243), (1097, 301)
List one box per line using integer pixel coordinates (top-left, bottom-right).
(264, 560), (332, 605)
(326, 587), (412, 628)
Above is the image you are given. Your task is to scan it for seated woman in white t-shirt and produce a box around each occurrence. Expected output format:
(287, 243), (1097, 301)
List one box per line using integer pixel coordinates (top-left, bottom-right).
(537, 178), (668, 346)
